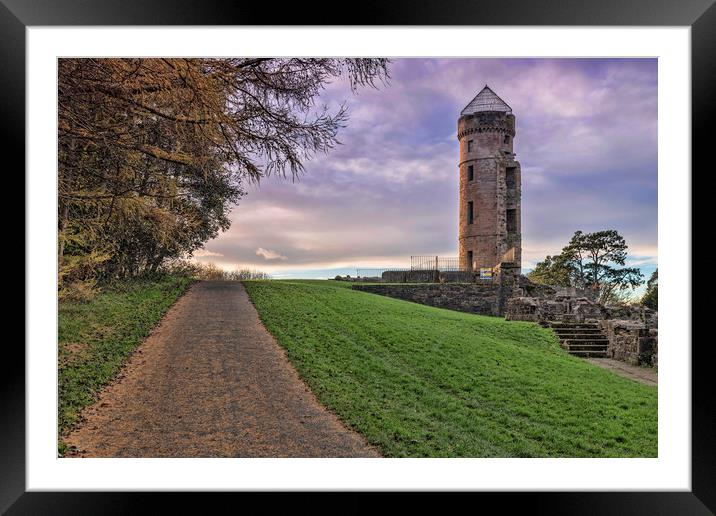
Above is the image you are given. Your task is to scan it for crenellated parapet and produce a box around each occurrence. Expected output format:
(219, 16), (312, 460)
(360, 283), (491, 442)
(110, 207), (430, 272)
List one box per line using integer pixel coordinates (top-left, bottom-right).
(457, 112), (515, 140)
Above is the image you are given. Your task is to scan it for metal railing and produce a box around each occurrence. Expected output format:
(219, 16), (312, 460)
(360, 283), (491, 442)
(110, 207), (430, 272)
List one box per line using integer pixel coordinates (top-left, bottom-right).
(357, 253), (516, 277)
(410, 256), (462, 271)
(356, 254), (514, 278)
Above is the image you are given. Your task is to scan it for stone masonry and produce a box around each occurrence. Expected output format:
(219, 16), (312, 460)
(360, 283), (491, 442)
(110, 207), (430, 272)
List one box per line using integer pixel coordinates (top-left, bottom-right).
(352, 282), (501, 316)
(506, 295), (658, 367)
(458, 86), (522, 272)
(353, 265), (526, 317)
(599, 319), (658, 367)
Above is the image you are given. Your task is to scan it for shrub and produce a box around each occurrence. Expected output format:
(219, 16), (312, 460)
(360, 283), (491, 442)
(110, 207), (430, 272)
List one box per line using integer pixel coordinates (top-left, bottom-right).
(224, 268), (272, 280)
(58, 278), (100, 302)
(193, 262), (226, 281)
(165, 261), (272, 281)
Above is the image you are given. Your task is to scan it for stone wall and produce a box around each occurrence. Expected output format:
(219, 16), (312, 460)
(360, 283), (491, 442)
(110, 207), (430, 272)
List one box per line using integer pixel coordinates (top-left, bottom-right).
(352, 282), (501, 316)
(603, 305), (658, 328)
(600, 319), (658, 367)
(381, 270), (440, 283)
(517, 278), (558, 299)
(506, 294), (658, 368)
(356, 269), (553, 317)
(440, 271), (479, 283)
(506, 295), (657, 326)
(505, 296), (604, 323)
(494, 262), (520, 315)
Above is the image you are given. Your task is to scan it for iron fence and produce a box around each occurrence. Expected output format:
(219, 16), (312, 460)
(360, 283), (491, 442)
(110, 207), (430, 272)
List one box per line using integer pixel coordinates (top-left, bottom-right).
(410, 256), (462, 271)
(356, 257), (466, 277)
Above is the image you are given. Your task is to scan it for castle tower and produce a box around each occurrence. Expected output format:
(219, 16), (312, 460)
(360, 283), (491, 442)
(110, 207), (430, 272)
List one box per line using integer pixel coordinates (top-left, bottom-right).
(458, 85), (521, 273)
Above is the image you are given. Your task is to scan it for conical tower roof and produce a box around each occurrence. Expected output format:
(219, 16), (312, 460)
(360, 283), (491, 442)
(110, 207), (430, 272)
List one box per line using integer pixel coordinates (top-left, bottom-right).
(460, 85), (512, 116)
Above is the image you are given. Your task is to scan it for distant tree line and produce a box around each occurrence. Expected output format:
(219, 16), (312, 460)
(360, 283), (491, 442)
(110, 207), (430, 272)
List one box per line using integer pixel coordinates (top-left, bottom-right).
(58, 58), (389, 297)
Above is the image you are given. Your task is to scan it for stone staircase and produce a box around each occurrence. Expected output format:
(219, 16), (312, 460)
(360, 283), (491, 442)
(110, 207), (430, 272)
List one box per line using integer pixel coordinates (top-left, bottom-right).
(540, 321), (608, 358)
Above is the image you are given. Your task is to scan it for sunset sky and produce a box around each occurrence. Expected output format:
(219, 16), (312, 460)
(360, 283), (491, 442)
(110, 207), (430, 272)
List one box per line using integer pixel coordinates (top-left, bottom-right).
(195, 58), (658, 284)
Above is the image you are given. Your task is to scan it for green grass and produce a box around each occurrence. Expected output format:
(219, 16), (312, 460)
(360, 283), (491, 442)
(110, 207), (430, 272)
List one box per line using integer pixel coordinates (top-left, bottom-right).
(244, 279), (657, 457)
(58, 274), (193, 447)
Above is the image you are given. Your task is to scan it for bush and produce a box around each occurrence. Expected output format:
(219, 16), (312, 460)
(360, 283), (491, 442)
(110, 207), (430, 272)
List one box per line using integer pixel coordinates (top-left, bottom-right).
(58, 278), (100, 302)
(162, 260), (271, 281)
(224, 268), (272, 280)
(193, 262), (226, 280)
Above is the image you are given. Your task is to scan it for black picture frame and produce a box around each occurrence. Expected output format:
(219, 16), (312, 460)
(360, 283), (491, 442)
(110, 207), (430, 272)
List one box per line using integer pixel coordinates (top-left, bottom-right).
(6, 0), (712, 513)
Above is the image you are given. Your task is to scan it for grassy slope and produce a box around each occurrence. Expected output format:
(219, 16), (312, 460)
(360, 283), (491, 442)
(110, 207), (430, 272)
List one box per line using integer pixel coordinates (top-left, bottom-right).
(58, 274), (193, 440)
(244, 280), (657, 458)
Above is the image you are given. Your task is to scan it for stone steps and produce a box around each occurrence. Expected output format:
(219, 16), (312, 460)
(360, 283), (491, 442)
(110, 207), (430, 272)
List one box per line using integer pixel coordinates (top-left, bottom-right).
(543, 322), (601, 329)
(562, 339), (608, 345)
(543, 321), (609, 358)
(567, 349), (608, 358)
(552, 327), (602, 333)
(552, 330), (604, 337)
(563, 342), (608, 350)
(556, 334), (608, 341)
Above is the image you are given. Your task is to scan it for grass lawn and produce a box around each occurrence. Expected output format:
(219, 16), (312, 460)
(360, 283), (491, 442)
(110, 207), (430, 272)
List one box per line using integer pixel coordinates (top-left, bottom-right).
(244, 279), (657, 457)
(58, 274), (193, 450)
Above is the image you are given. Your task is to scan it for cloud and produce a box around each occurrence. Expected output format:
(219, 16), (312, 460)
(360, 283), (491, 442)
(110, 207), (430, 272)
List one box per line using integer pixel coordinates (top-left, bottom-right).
(193, 249), (223, 258)
(201, 58), (657, 276)
(256, 247), (288, 261)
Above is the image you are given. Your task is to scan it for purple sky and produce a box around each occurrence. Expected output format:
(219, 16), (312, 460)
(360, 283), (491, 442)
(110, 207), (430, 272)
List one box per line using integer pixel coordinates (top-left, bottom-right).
(195, 58), (658, 281)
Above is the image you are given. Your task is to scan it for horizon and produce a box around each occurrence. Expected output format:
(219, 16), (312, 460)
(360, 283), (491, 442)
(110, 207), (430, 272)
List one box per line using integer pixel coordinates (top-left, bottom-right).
(192, 58), (657, 290)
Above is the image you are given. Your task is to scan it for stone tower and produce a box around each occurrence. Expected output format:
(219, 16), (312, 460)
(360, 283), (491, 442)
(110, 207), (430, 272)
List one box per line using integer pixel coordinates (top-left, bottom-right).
(458, 85), (522, 273)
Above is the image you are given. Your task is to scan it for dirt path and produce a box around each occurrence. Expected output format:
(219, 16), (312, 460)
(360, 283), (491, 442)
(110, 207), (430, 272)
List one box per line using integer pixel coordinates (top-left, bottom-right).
(64, 281), (380, 457)
(585, 358), (658, 386)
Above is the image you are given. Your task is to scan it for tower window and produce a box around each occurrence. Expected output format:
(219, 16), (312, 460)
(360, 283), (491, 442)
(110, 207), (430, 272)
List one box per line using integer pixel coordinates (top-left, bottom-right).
(467, 201), (474, 225)
(504, 135), (510, 144)
(467, 140), (474, 152)
(506, 209), (517, 233)
(467, 251), (473, 271)
(467, 165), (474, 181)
(506, 167), (516, 189)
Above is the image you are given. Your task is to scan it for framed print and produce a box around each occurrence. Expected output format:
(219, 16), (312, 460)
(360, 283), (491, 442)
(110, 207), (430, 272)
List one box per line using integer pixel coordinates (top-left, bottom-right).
(7, 0), (714, 512)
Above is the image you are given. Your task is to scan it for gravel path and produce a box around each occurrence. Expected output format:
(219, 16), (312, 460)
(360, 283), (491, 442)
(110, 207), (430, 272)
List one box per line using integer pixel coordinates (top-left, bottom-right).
(64, 281), (380, 457)
(585, 358), (658, 386)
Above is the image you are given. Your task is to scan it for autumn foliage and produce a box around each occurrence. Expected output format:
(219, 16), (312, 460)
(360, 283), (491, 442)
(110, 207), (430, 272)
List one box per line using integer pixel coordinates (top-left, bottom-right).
(58, 58), (389, 296)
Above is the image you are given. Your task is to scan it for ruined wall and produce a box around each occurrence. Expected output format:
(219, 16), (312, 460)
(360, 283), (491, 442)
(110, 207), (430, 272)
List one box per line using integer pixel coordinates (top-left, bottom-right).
(506, 295), (659, 367)
(494, 262), (520, 315)
(600, 320), (658, 367)
(517, 278), (559, 299)
(505, 296), (603, 323)
(506, 296), (657, 325)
